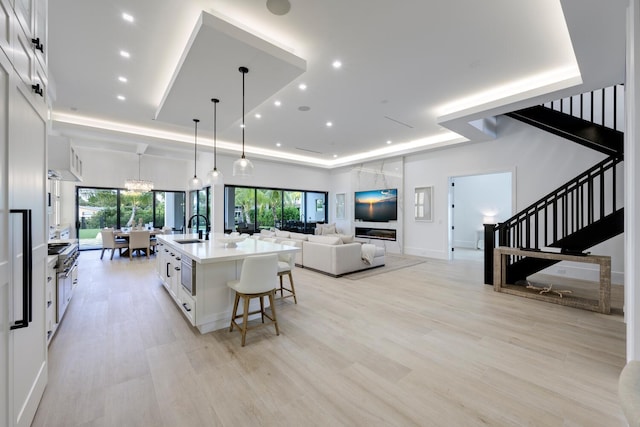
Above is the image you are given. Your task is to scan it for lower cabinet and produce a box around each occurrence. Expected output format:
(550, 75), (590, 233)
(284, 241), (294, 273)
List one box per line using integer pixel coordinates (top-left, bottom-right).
(45, 257), (57, 344)
(157, 246), (192, 323)
(178, 286), (196, 325)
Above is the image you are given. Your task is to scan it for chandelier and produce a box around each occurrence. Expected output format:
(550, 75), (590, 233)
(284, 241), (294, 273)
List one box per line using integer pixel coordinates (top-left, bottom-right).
(125, 153), (154, 193)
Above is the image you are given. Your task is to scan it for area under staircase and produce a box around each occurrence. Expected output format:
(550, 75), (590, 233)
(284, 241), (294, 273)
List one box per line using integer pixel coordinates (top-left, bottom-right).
(484, 84), (625, 285)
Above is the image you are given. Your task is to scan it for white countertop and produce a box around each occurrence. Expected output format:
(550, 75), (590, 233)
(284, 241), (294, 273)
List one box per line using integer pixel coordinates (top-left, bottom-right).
(158, 233), (300, 264)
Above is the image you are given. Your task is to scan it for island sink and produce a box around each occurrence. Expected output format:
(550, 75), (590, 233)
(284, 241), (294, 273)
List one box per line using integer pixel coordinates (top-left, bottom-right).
(174, 238), (205, 244)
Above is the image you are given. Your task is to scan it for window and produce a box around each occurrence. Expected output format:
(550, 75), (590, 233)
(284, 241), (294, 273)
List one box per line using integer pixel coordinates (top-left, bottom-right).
(76, 187), (185, 249)
(224, 185), (326, 234)
(335, 193), (345, 219)
(415, 186), (433, 222)
(188, 187), (210, 232)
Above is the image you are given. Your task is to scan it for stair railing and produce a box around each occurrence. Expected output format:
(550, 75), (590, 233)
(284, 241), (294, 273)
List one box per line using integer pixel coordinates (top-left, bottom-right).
(543, 84), (625, 132)
(484, 155), (623, 284)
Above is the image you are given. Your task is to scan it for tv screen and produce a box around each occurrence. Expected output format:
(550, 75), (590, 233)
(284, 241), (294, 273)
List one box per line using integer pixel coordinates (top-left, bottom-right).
(354, 189), (398, 222)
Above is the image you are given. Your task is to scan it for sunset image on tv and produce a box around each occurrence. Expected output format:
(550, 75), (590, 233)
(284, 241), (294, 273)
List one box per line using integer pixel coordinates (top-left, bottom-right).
(354, 189), (398, 222)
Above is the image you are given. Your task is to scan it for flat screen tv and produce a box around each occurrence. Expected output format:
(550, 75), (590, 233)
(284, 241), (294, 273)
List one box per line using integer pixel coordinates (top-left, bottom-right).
(354, 188), (398, 222)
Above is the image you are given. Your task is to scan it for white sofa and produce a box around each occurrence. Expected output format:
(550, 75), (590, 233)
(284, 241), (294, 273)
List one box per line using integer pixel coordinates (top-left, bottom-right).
(301, 235), (385, 277)
(253, 229), (309, 265)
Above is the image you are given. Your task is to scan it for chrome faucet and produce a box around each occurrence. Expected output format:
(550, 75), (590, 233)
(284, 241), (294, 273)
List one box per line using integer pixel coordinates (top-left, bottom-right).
(187, 214), (210, 240)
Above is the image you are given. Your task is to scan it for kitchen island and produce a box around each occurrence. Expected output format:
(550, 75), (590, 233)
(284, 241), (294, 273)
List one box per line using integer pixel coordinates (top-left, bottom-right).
(156, 233), (300, 333)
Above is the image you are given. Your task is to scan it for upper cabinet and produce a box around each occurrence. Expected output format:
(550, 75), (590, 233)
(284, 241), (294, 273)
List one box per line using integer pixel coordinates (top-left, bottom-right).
(13, 0), (46, 67)
(48, 135), (83, 182)
(3, 0), (47, 105)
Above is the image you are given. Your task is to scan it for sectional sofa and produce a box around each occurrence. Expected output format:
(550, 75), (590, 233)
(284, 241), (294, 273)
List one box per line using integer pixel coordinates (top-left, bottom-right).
(252, 228), (385, 276)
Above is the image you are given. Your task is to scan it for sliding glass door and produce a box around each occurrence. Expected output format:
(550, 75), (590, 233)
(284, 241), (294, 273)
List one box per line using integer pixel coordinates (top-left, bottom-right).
(224, 185), (325, 234)
(76, 187), (186, 250)
(77, 188), (118, 249)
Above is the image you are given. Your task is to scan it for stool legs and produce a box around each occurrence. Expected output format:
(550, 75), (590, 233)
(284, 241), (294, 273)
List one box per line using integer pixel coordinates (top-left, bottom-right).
(277, 271), (297, 304)
(229, 290), (279, 347)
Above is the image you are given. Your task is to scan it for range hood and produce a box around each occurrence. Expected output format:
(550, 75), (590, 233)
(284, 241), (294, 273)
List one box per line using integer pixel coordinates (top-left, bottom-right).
(48, 135), (83, 182)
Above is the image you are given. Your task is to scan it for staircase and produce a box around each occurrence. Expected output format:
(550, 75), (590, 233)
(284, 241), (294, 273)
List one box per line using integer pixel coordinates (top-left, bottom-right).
(484, 85), (624, 285)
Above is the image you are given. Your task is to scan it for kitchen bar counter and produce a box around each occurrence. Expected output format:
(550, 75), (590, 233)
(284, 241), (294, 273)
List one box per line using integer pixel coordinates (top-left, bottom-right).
(156, 233), (300, 333)
(157, 233), (299, 264)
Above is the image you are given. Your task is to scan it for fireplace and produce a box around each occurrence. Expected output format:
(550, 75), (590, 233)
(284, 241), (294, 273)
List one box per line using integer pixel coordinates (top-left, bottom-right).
(355, 227), (396, 241)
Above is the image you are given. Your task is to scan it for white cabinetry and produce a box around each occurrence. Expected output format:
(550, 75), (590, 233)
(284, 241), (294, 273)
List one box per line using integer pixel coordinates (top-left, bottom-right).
(1, 0), (48, 425)
(48, 135), (83, 181)
(45, 256), (57, 344)
(158, 242), (180, 299)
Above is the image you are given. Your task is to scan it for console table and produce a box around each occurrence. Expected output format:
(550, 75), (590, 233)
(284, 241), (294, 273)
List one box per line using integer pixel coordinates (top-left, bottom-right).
(493, 247), (611, 314)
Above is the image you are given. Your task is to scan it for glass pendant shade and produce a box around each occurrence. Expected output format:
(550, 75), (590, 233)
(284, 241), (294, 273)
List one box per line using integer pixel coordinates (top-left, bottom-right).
(233, 156), (254, 177)
(188, 175), (202, 190)
(233, 66), (253, 177)
(207, 168), (223, 185)
(207, 98), (224, 186)
(189, 118), (202, 190)
(125, 153), (154, 193)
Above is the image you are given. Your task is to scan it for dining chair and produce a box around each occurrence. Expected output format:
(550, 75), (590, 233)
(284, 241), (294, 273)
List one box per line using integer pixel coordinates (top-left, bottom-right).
(227, 254), (279, 346)
(100, 229), (128, 260)
(276, 240), (298, 303)
(129, 230), (151, 259)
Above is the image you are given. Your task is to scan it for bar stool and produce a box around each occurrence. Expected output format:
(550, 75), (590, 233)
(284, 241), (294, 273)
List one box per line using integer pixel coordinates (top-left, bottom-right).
(227, 254), (279, 346)
(276, 240), (298, 303)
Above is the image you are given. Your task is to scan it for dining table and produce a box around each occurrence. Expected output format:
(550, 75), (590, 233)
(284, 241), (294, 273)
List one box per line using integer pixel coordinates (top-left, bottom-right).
(114, 228), (164, 257)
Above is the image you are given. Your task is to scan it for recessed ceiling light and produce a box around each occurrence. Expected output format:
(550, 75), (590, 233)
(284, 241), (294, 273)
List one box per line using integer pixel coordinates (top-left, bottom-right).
(386, 140), (392, 144)
(122, 13), (134, 23)
(119, 50), (130, 58)
(298, 83), (307, 90)
(118, 76), (128, 83)
(326, 121), (333, 127)
(117, 95), (126, 101)
(274, 100), (281, 107)
(276, 142), (282, 147)
(333, 154), (338, 158)
(255, 113), (261, 119)
(332, 60), (342, 69)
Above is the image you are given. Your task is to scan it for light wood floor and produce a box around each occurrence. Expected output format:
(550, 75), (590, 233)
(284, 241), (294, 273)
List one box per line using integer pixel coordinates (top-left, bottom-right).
(32, 249), (627, 426)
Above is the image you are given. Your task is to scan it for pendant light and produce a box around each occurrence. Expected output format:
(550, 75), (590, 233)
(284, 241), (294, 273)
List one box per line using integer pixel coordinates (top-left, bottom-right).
(206, 98), (223, 185)
(233, 66), (254, 177)
(125, 153), (154, 193)
(188, 118), (202, 190)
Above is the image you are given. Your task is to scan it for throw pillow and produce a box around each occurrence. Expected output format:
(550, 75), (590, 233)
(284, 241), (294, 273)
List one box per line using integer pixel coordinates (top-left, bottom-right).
(339, 234), (354, 243)
(320, 223), (337, 235)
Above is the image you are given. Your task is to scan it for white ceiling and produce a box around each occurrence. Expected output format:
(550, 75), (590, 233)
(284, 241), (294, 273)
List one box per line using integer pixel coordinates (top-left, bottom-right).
(48, 0), (627, 169)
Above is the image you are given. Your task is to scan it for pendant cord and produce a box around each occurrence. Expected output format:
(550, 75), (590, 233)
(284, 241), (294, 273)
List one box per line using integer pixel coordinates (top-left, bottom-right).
(242, 70), (245, 158)
(193, 119), (199, 176)
(212, 98), (218, 169)
(239, 66), (248, 159)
